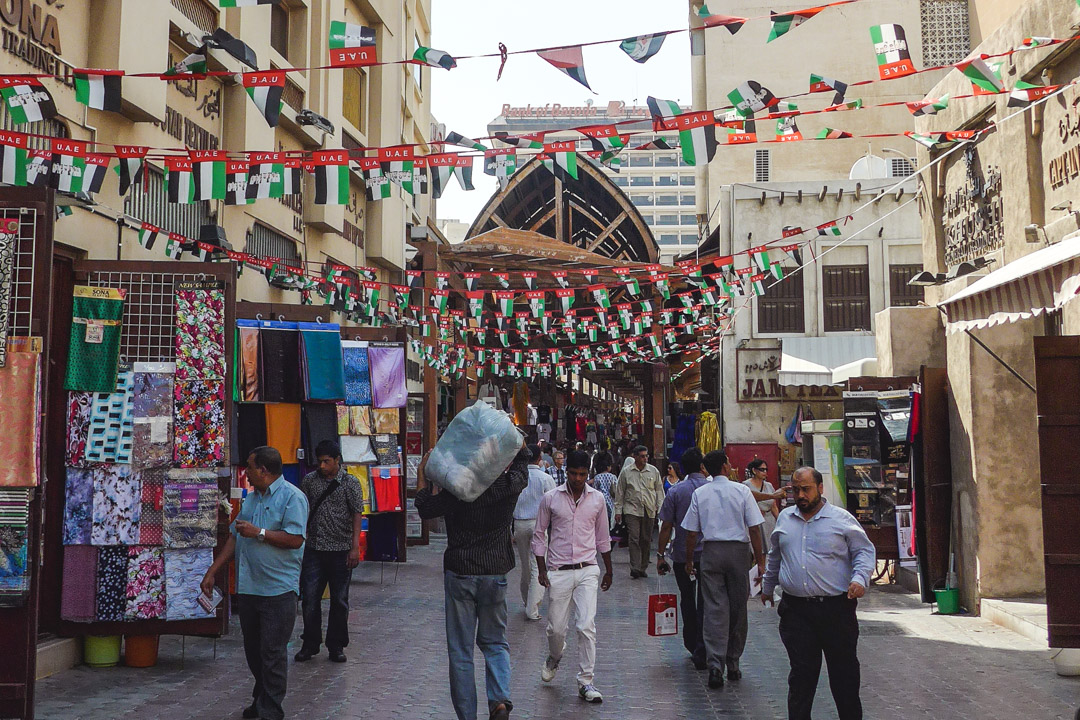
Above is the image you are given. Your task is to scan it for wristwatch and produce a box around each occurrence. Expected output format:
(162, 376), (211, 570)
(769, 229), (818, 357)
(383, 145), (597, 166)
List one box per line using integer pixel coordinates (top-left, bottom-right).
(257, 528), (266, 543)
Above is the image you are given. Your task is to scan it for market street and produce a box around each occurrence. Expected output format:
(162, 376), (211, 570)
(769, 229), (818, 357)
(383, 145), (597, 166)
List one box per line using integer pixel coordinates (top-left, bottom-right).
(35, 538), (1080, 720)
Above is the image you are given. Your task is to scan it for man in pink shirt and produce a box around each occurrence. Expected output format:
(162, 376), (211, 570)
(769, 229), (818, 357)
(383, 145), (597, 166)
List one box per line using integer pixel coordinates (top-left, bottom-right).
(532, 449), (613, 704)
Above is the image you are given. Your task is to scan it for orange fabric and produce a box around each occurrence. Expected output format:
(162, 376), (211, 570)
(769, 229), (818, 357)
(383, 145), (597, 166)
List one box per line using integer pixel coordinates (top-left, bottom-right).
(512, 381), (529, 426)
(264, 403), (301, 464)
(239, 327), (260, 401)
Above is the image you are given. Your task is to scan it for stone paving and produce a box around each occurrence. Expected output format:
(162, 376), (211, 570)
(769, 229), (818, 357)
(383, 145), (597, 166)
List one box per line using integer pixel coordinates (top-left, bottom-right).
(36, 538), (1080, 720)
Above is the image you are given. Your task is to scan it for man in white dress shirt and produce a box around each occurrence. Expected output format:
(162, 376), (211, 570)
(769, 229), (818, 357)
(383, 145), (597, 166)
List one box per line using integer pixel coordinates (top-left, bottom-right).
(513, 444), (556, 620)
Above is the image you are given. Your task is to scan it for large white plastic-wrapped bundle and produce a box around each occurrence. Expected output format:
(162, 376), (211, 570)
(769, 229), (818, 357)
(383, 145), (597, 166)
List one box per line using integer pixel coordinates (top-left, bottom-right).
(426, 401), (524, 502)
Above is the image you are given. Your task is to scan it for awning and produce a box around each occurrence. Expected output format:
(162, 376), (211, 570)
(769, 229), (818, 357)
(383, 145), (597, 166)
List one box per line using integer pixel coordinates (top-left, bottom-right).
(832, 357), (879, 385)
(778, 336), (877, 386)
(939, 236), (1080, 333)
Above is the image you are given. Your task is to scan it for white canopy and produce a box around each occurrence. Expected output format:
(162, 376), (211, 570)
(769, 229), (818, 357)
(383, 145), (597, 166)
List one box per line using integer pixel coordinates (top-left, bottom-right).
(778, 336), (877, 386)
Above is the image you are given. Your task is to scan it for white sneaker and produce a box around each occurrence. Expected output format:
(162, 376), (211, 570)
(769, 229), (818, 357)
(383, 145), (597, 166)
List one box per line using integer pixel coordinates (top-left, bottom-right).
(578, 684), (603, 703)
(540, 656), (559, 683)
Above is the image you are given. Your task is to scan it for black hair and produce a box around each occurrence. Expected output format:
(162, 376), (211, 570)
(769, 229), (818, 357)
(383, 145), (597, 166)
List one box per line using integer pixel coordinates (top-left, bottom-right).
(632, 445), (648, 456)
(593, 451), (612, 473)
(680, 447), (704, 475)
(315, 439), (341, 460)
(527, 443), (542, 463)
(248, 446), (283, 477)
(747, 458), (768, 473)
(703, 450), (729, 477)
(793, 466), (824, 484)
(566, 449), (591, 471)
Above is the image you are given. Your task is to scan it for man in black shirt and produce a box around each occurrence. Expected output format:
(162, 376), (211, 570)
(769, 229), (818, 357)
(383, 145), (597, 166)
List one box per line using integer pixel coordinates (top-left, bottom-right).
(415, 444), (529, 720)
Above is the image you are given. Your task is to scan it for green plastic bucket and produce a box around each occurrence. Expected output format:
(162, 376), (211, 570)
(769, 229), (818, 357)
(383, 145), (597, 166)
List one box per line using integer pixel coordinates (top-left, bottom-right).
(934, 588), (960, 615)
(84, 635), (121, 667)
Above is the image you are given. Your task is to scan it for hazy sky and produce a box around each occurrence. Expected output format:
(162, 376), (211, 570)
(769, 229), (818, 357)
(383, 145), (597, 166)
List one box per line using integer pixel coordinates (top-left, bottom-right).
(430, 1), (692, 227)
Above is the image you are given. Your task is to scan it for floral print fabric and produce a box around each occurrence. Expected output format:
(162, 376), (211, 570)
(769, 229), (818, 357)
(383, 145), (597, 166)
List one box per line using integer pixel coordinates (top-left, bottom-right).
(175, 288), (226, 382)
(124, 546), (165, 620)
(164, 548), (214, 621)
(0, 525), (29, 603)
(65, 392), (92, 468)
(91, 465), (141, 546)
(336, 405), (350, 435)
(85, 371), (134, 465)
(132, 372), (174, 470)
(96, 545), (129, 621)
(163, 483), (218, 549)
(63, 467), (94, 545)
(174, 380), (226, 467)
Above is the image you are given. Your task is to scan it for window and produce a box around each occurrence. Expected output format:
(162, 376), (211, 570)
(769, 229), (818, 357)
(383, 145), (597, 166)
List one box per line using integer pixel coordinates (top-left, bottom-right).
(657, 175), (678, 187)
(611, 176), (629, 186)
(681, 233), (699, 245)
(758, 272), (805, 333)
(247, 222), (301, 264)
(629, 193), (654, 206)
(659, 233), (679, 245)
(343, 68), (367, 132)
(680, 175), (694, 186)
(920, 0), (969, 67)
(755, 149), (771, 182)
(657, 214), (679, 225)
(412, 33), (423, 91)
(124, 167), (210, 240)
(629, 155), (653, 167)
(655, 193), (678, 206)
(890, 264), (925, 307)
(270, 3), (290, 59)
(680, 193), (696, 206)
(630, 176), (652, 186)
(656, 154), (678, 167)
(642, 214), (655, 225)
(889, 157), (915, 178)
(680, 214), (696, 225)
(822, 265), (871, 331)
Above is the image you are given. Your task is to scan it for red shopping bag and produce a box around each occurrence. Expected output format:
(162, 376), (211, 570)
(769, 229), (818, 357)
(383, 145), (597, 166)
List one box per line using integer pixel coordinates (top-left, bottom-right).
(648, 590), (678, 637)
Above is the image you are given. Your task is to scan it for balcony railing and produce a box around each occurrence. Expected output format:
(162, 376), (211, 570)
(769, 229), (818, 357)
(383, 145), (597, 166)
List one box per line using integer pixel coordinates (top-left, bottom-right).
(171, 0), (219, 35)
(282, 77), (305, 112)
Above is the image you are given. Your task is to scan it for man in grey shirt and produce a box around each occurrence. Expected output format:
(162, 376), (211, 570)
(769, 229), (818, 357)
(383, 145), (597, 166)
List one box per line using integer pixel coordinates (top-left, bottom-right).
(513, 444), (555, 620)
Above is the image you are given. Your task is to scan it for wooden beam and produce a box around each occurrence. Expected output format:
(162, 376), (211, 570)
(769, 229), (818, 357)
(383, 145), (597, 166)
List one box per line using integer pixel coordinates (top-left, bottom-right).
(554, 174), (565, 243)
(586, 210), (628, 252)
(490, 213), (508, 228)
(528, 207), (557, 232)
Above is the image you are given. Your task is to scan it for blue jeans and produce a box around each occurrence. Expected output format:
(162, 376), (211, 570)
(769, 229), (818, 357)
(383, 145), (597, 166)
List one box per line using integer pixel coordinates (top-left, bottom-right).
(444, 571), (512, 720)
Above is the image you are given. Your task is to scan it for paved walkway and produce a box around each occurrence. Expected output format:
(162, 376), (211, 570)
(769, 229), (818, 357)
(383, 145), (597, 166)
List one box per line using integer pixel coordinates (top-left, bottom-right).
(36, 538), (1080, 720)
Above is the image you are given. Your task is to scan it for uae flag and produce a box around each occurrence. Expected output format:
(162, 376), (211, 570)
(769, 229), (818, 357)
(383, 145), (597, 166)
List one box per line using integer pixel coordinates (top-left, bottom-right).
(218, 0), (281, 6)
(672, 110), (717, 166)
(526, 290), (546, 319)
(0, 130), (28, 186)
(312, 150), (349, 205)
(620, 33), (666, 63)
(1023, 37), (1054, 48)
(328, 21), (377, 67)
(243, 71), (285, 128)
(522, 271), (538, 290)
(435, 272), (449, 290)
(750, 273), (767, 296)
(646, 95), (682, 132)
(74, 70), (123, 112)
(225, 161), (250, 205)
(589, 284), (611, 309)
(484, 148), (517, 189)
(246, 152), (285, 199)
(282, 159), (302, 195)
(870, 24), (915, 79)
(555, 288), (576, 314)
(494, 131), (544, 149)
(769, 101), (799, 118)
(412, 157), (429, 194)
(164, 232), (185, 259)
(138, 223), (160, 250)
(767, 8), (824, 43)
(825, 98), (863, 112)
(164, 48), (208, 76)
(380, 146), (414, 194)
(26, 150), (51, 187)
(959, 58), (1004, 94)
(428, 153), (456, 199)
(775, 116), (802, 141)
(461, 272), (481, 291)
(51, 141), (109, 194)
(618, 271), (640, 295)
(552, 271), (569, 288)
(454, 155), (475, 191)
(445, 131), (487, 152)
(750, 246), (771, 273)
(906, 95), (950, 116)
(780, 243), (804, 266)
(727, 80), (778, 118)
(695, 5), (746, 33)
(413, 47), (456, 70)
(189, 150), (228, 200)
(536, 46), (592, 91)
(361, 157), (392, 201)
(0, 77), (57, 124)
(494, 291), (515, 317)
(653, 274), (671, 299)
(580, 124), (625, 152)
(114, 145), (147, 196)
(809, 73), (847, 105)
(542, 141), (578, 181)
(1008, 81), (1058, 107)
(431, 290), (450, 315)
(817, 220), (843, 236)
(769, 262), (784, 281)
(816, 127), (852, 140)
(633, 138), (673, 151)
(465, 291), (485, 319)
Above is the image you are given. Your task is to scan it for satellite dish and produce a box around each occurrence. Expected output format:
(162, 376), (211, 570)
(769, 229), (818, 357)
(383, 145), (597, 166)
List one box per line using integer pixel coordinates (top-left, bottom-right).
(849, 154), (888, 179)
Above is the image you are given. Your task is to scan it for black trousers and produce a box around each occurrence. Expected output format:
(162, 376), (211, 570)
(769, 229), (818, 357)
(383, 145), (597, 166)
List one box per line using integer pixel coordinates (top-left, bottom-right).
(778, 595), (862, 720)
(299, 549), (353, 651)
(672, 560), (705, 664)
(238, 592), (297, 720)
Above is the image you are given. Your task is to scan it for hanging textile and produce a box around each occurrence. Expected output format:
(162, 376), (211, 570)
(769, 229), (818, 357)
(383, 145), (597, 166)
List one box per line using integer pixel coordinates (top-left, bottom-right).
(300, 326), (347, 401)
(163, 483), (218, 548)
(62, 467), (94, 545)
(258, 326), (302, 403)
(238, 324), (261, 401)
(131, 369), (174, 470)
(342, 341), (373, 406)
(512, 381), (529, 426)
(301, 402), (339, 460)
(0, 225), (17, 369)
(371, 466), (402, 512)
(0, 525), (29, 605)
(670, 413), (697, 469)
(368, 344), (407, 409)
(696, 411), (721, 454)
(345, 464), (372, 513)
(175, 284), (226, 381)
(164, 547), (214, 621)
(90, 465), (141, 546)
(138, 468), (166, 546)
(0, 352), (40, 487)
(336, 405), (350, 435)
(372, 408), (400, 434)
(96, 545), (129, 621)
(340, 435), (377, 464)
(349, 405), (374, 436)
(85, 370), (134, 464)
(174, 380), (226, 467)
(264, 403), (301, 464)
(373, 437), (399, 466)
(365, 513), (399, 561)
(60, 545), (98, 621)
(65, 391), (93, 468)
(64, 285), (125, 393)
(124, 546), (166, 620)
(235, 403), (268, 461)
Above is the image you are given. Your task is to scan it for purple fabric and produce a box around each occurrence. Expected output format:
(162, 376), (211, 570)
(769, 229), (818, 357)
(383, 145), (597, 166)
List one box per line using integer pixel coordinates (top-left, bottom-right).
(60, 545), (98, 622)
(368, 345), (407, 409)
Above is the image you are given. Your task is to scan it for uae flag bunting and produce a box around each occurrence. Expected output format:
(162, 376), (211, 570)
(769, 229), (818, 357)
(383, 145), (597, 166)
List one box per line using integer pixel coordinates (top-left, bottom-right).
(165, 48), (208, 77)
(1008, 81), (1058, 107)
(466, 291), (484, 318)
(494, 290), (515, 317)
(552, 271), (569, 288)
(243, 71), (285, 128)
(165, 158), (196, 203)
(360, 157), (392, 200)
(494, 131), (545, 149)
(362, 281), (381, 311)
(750, 273), (767, 296)
(114, 145), (147, 196)
(769, 262), (784, 281)
(907, 95), (950, 116)
(1023, 37), (1054, 48)
(406, 270), (422, 290)
(391, 285), (411, 310)
(767, 8), (825, 43)
(555, 288), (575, 313)
(817, 220), (843, 236)
(653, 274), (671, 299)
(522, 272), (538, 290)
(620, 33), (666, 63)
(725, 117), (757, 145)
(484, 148), (517, 189)
(580, 125), (625, 152)
(0, 130), (28, 186)
(138, 223), (160, 250)
(463, 272), (481, 291)
(74, 70), (123, 112)
(646, 96), (681, 131)
(775, 116), (802, 141)
(412, 156), (429, 194)
(816, 127), (852, 139)
(413, 47), (456, 70)
(282, 160), (302, 195)
(313, 150), (350, 205)
(445, 131), (487, 152)
(696, 5), (746, 33)
(164, 232), (185, 260)
(826, 98), (863, 112)
(454, 155), (475, 191)
(781, 244), (804, 266)
(47, 140), (88, 193)
(431, 289), (450, 315)
(536, 46), (592, 92)
(673, 110), (717, 165)
(634, 138), (673, 151)
(542, 141), (578, 181)
(727, 81), (778, 118)
(225, 161), (250, 205)
(495, 273), (510, 288)
(809, 73), (848, 105)
(589, 284), (611, 309)
(959, 58), (1004, 94)
(0, 77), (57, 124)
(435, 272), (449, 290)
(526, 290), (545, 318)
(620, 273), (640, 296)
(870, 24), (915, 80)
(218, 0), (281, 6)
(769, 101), (799, 118)
(246, 152), (285, 200)
(189, 150), (228, 200)
(428, 153), (456, 199)
(328, 21), (377, 67)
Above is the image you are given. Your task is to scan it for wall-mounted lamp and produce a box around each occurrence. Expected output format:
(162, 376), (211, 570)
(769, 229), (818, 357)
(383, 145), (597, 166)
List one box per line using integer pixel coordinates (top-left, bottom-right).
(1025, 223), (1046, 244)
(1051, 201), (1075, 214)
(907, 271), (946, 286)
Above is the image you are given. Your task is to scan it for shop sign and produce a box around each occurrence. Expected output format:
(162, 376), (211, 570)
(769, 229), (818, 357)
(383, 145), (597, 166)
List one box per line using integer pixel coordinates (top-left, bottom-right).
(942, 145), (1003, 266)
(736, 347), (842, 403)
(0, 0), (70, 86)
(1049, 95), (1080, 190)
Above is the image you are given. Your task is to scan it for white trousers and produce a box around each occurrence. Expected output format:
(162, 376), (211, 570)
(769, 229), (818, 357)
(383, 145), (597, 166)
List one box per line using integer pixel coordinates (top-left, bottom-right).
(513, 519), (544, 619)
(546, 564), (601, 686)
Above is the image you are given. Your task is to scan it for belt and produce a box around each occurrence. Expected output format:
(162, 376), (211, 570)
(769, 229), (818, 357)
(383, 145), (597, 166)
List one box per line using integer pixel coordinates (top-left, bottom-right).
(554, 562), (594, 571)
(783, 593), (848, 603)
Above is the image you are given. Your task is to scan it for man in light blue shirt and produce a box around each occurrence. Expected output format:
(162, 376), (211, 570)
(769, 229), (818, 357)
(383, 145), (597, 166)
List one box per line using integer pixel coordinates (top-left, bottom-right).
(202, 447), (308, 720)
(762, 466), (875, 720)
(513, 444), (556, 620)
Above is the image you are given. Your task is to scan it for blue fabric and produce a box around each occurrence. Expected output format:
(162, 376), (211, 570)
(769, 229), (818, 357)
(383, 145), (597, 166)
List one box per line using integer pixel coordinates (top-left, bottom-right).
(670, 414), (698, 471)
(444, 571), (512, 720)
(232, 477), (309, 596)
(658, 472), (711, 562)
(300, 331), (346, 401)
(343, 345), (372, 406)
(281, 464), (302, 487)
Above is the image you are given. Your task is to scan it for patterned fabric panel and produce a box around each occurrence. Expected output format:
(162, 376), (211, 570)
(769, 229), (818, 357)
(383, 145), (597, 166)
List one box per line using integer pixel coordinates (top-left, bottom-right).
(65, 392), (93, 468)
(162, 483), (218, 549)
(138, 468), (167, 546)
(90, 465), (141, 546)
(85, 371), (134, 464)
(124, 546), (166, 620)
(96, 545), (129, 621)
(174, 380), (226, 467)
(63, 467), (94, 545)
(164, 548), (214, 621)
(175, 288), (226, 382)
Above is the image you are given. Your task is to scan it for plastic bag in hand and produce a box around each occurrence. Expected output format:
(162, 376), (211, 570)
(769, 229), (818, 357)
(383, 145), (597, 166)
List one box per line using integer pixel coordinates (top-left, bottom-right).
(427, 401), (524, 502)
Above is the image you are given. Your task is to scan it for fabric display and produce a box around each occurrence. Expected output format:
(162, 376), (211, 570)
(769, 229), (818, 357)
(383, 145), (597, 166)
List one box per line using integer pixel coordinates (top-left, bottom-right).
(238, 324), (261, 401)
(65, 392), (93, 467)
(371, 466), (402, 512)
(349, 405), (374, 436)
(0, 488), (31, 526)
(365, 514), (399, 562)
(345, 464), (372, 513)
(372, 408), (400, 434)
(90, 465), (141, 546)
(259, 326), (302, 403)
(300, 326), (347, 401)
(124, 546), (166, 620)
(64, 286), (125, 393)
(0, 524), (29, 605)
(282, 464), (302, 487)
(174, 380), (226, 467)
(85, 370), (134, 464)
(264, 403), (301, 464)
(166, 468), (220, 483)
(368, 344), (407, 409)
(302, 402), (339, 460)
(0, 226), (16, 370)
(336, 405), (350, 435)
(96, 545), (129, 621)
(341, 435), (377, 464)
(373, 435), (399, 466)
(60, 545), (98, 621)
(0, 352), (41, 487)
(175, 284), (226, 382)
(139, 468), (166, 546)
(131, 368), (174, 470)
(342, 341), (372, 406)
(62, 467), (93, 545)
(235, 403), (268, 460)
(162, 483), (218, 549)
(164, 547), (214, 621)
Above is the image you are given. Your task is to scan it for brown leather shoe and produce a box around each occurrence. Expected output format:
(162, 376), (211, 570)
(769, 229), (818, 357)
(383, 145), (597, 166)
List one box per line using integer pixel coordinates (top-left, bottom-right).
(490, 702), (510, 720)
